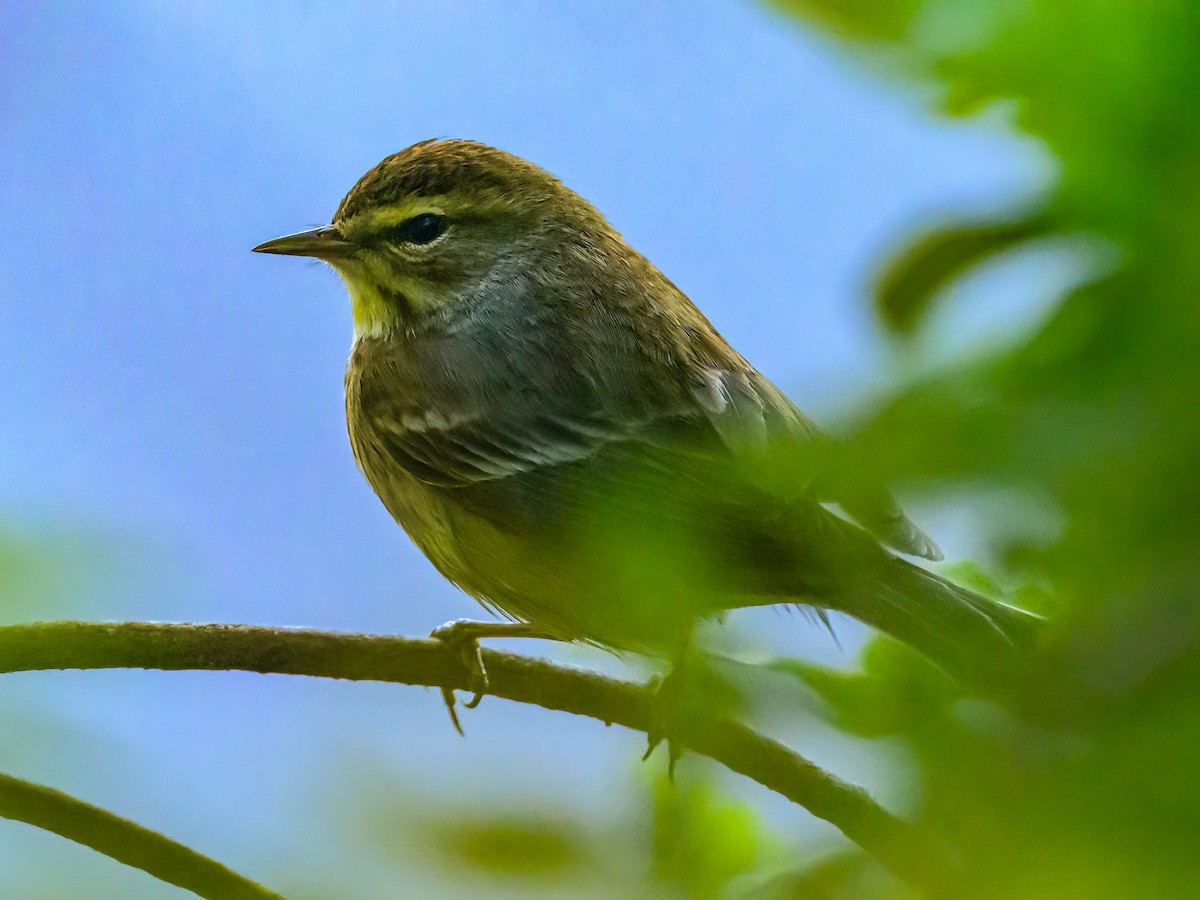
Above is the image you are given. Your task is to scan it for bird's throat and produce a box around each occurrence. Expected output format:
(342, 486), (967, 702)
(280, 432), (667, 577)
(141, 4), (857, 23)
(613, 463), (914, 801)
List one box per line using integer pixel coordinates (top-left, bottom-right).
(335, 268), (418, 339)
(350, 283), (409, 338)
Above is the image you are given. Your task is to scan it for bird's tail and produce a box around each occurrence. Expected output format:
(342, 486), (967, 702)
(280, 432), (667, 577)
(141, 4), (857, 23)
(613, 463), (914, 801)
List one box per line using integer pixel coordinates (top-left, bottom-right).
(827, 558), (1041, 684)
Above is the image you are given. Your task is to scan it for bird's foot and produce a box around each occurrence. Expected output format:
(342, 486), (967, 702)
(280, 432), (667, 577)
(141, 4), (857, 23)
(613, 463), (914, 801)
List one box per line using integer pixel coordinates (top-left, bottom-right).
(642, 673), (686, 782)
(642, 654), (743, 781)
(430, 618), (554, 735)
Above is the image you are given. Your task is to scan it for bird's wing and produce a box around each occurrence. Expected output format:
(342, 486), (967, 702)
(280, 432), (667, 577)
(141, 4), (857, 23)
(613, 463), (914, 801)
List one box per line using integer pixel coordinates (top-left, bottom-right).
(366, 405), (643, 489)
(692, 364), (943, 561)
(354, 348), (769, 544)
(355, 328), (938, 560)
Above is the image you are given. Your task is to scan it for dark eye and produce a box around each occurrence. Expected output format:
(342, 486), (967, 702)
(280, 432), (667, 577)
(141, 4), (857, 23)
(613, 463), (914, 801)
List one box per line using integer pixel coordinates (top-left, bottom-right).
(391, 212), (446, 245)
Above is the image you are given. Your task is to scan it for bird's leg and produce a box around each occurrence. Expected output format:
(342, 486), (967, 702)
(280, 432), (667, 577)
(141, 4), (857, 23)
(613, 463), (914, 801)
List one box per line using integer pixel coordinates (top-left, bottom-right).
(430, 618), (557, 735)
(643, 628), (744, 781)
(643, 628), (700, 781)
(642, 672), (684, 782)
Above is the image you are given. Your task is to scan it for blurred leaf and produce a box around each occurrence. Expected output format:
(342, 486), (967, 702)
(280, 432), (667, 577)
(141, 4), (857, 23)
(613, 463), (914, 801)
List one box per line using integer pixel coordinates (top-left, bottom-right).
(770, 0), (922, 42)
(934, 560), (1002, 596)
(420, 812), (593, 880)
(0, 525), (127, 620)
(774, 0), (1200, 894)
(646, 767), (771, 899)
(770, 637), (958, 737)
(873, 211), (1056, 334)
(746, 851), (914, 900)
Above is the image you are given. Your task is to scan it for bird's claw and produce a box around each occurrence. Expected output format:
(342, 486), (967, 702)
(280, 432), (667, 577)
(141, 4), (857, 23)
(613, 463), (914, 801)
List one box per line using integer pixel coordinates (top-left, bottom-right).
(642, 673), (685, 782)
(439, 686), (465, 736)
(432, 619), (491, 735)
(429, 619), (557, 734)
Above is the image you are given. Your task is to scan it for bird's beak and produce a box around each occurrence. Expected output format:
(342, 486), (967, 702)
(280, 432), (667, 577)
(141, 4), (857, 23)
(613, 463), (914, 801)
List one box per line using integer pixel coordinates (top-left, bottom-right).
(252, 225), (352, 259)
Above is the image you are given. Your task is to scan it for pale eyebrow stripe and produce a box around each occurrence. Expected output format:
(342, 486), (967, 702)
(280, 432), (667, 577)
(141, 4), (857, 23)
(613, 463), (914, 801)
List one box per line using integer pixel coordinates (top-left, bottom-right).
(347, 199), (451, 231)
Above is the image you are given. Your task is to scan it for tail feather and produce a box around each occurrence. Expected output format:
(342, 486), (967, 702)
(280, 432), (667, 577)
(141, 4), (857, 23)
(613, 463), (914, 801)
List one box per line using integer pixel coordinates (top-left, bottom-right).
(829, 558), (1041, 683)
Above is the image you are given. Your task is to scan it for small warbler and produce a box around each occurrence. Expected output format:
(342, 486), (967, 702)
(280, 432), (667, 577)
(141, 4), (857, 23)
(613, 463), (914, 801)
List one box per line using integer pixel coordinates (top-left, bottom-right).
(254, 139), (1035, 680)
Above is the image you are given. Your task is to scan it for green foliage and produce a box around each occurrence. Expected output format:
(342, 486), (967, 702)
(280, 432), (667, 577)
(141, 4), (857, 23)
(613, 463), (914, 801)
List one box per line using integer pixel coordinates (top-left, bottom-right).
(364, 763), (778, 899)
(646, 766), (770, 898)
(422, 811), (594, 880)
(771, 0), (922, 43)
(872, 212), (1056, 335)
(0, 527), (114, 619)
(772, 638), (957, 739)
(775, 0), (1200, 894)
(749, 851), (917, 900)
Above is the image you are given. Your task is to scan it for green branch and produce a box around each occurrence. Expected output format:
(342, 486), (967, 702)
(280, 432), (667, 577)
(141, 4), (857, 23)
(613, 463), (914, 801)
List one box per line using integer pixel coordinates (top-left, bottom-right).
(0, 772), (283, 900)
(0, 620), (952, 890)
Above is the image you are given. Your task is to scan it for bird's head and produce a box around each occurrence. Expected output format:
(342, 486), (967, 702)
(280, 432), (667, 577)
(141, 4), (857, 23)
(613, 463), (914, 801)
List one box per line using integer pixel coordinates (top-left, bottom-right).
(254, 139), (609, 338)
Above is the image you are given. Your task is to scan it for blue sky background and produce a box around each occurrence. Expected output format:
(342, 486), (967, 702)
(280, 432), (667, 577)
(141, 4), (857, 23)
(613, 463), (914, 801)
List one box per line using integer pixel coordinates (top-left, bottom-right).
(1, 2), (1052, 896)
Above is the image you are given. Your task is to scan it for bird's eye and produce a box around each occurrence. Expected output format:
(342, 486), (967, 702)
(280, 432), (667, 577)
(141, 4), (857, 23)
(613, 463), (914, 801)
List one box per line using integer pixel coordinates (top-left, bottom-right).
(390, 213), (447, 246)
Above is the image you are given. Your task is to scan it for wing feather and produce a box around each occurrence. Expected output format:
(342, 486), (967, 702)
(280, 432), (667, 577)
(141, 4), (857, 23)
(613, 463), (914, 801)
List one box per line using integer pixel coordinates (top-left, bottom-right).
(357, 333), (939, 560)
(697, 366), (942, 560)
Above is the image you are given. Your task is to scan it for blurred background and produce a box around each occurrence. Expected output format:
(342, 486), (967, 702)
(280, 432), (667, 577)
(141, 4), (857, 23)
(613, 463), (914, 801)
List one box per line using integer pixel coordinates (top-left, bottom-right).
(6, 1), (1194, 897)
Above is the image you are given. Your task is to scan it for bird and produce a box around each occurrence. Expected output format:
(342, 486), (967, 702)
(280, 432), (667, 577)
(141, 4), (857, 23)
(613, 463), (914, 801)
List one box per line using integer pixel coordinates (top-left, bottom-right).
(253, 139), (1037, 695)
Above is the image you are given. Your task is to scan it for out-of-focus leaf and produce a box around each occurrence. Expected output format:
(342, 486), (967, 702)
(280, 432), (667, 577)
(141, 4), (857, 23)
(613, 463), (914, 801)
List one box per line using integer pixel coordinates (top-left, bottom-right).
(647, 767), (770, 898)
(769, 0), (922, 42)
(934, 560), (1002, 596)
(747, 851), (914, 900)
(770, 637), (958, 737)
(774, 0), (1200, 894)
(874, 211), (1056, 334)
(0, 526), (126, 619)
(421, 813), (593, 879)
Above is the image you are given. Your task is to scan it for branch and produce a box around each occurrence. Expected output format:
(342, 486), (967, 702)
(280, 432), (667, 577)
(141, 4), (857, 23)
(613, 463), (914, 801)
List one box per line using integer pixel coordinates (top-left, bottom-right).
(0, 621), (952, 889)
(0, 772), (283, 900)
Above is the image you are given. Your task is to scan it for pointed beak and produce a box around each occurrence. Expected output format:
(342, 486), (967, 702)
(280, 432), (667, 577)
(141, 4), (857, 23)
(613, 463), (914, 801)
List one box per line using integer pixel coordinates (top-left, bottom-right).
(252, 225), (352, 259)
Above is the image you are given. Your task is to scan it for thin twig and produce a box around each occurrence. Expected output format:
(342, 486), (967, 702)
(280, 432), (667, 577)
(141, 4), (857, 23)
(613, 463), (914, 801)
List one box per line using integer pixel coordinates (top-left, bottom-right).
(0, 772), (284, 900)
(0, 621), (953, 889)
